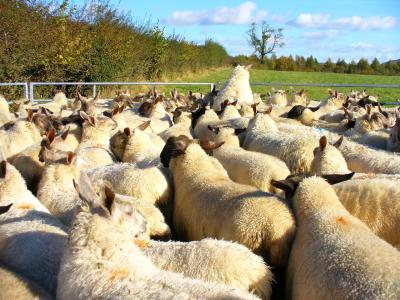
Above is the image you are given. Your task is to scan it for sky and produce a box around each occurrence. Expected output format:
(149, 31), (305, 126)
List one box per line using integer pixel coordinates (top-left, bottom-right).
(72, 0), (400, 63)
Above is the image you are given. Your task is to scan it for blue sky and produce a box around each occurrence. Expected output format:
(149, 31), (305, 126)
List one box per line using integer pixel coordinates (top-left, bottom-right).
(72, 0), (400, 63)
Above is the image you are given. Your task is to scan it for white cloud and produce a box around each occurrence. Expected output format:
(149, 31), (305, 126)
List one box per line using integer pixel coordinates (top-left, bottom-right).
(302, 30), (338, 40)
(289, 14), (396, 31)
(166, 2), (268, 26)
(350, 42), (374, 50)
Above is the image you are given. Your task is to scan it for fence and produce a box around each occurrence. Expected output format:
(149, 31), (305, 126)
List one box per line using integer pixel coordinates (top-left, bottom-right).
(29, 82), (216, 103)
(0, 81), (399, 105)
(0, 83), (29, 100)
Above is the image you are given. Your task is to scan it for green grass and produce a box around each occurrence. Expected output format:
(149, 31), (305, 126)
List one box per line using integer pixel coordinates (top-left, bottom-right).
(177, 68), (400, 104)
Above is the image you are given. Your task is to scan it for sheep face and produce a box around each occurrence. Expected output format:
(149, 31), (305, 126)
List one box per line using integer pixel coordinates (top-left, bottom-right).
(290, 89), (308, 105)
(387, 113), (400, 152)
(270, 90), (288, 106)
(160, 135), (223, 168)
(354, 105), (388, 133)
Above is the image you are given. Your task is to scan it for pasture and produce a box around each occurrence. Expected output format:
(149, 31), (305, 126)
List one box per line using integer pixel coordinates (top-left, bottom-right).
(183, 68), (400, 103)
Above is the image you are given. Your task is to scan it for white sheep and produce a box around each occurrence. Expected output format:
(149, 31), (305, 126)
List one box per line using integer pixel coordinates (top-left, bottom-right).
(272, 175), (400, 300)
(140, 238), (272, 299)
(211, 128), (290, 194)
(0, 94), (11, 127)
(310, 135), (350, 175)
(76, 111), (117, 168)
(57, 179), (259, 300)
(0, 159), (67, 296)
(122, 120), (164, 166)
(0, 111), (43, 159)
(87, 162), (172, 208)
(161, 136), (296, 268)
(0, 264), (52, 300)
(269, 89), (288, 107)
(213, 65), (254, 111)
(333, 177), (400, 249)
(36, 149), (81, 226)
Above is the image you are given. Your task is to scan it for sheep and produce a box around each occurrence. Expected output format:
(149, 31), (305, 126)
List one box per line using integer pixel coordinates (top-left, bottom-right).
(57, 178), (259, 300)
(0, 159), (67, 296)
(220, 101), (242, 120)
(137, 96), (173, 134)
(288, 88), (307, 106)
(346, 104), (388, 137)
(243, 112), (318, 174)
(140, 238), (272, 299)
(268, 89), (288, 106)
(271, 174), (400, 300)
(0, 264), (52, 300)
(122, 121), (164, 166)
(76, 111), (117, 168)
(11, 128), (73, 193)
(213, 65), (254, 111)
(333, 177), (400, 249)
(87, 163), (172, 208)
(192, 106), (220, 140)
(286, 105), (320, 125)
(159, 108), (194, 141)
(0, 110), (43, 159)
(310, 135), (350, 175)
(36, 149), (81, 226)
(101, 184), (171, 240)
(161, 135), (296, 268)
(210, 127), (290, 194)
(0, 94), (11, 127)
(34, 92), (68, 115)
(387, 111), (400, 152)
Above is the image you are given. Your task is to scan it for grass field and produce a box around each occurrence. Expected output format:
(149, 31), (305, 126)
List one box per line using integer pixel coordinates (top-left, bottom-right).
(177, 68), (400, 104)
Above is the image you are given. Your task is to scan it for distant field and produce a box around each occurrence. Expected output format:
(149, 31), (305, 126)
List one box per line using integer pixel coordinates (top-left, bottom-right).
(177, 68), (400, 104)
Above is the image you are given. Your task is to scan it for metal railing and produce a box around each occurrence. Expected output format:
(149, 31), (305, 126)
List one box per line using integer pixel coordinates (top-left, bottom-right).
(29, 82), (216, 102)
(0, 82), (29, 100)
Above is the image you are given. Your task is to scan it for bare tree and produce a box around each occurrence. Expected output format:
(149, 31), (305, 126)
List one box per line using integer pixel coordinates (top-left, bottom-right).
(247, 21), (284, 64)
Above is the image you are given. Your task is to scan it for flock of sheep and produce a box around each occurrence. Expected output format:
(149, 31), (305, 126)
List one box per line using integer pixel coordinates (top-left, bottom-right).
(0, 64), (400, 299)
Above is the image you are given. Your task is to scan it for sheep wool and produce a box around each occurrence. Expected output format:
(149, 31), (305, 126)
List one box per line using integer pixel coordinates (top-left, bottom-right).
(213, 65), (254, 111)
(281, 177), (400, 300)
(57, 198), (259, 300)
(162, 137), (296, 268)
(141, 238), (272, 299)
(333, 177), (400, 249)
(0, 160), (67, 296)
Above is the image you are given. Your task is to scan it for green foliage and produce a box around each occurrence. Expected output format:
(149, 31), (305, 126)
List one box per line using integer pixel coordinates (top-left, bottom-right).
(232, 53), (400, 76)
(0, 0), (229, 86)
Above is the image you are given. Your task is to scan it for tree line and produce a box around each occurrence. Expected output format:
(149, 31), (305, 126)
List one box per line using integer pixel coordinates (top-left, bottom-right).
(235, 53), (400, 76)
(0, 0), (229, 84)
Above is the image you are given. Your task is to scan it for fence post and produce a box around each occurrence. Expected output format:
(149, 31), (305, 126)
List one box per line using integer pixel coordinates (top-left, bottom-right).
(29, 82), (34, 102)
(93, 84), (97, 98)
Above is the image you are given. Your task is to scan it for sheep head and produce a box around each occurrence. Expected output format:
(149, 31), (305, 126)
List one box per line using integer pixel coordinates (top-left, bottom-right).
(271, 172), (355, 200)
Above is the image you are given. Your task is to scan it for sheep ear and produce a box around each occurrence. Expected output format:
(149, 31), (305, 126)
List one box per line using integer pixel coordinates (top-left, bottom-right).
(343, 107), (350, 119)
(270, 178), (300, 199)
(232, 100), (238, 106)
(309, 106), (320, 112)
(111, 106), (120, 117)
(27, 109), (34, 122)
(321, 172), (355, 185)
(137, 120), (151, 131)
(79, 110), (96, 127)
(207, 125), (220, 135)
(66, 152), (76, 165)
(299, 88), (305, 95)
(251, 103), (259, 115)
(47, 129), (56, 144)
(61, 127), (70, 141)
(319, 136), (327, 151)
(103, 185), (115, 214)
(333, 135), (344, 148)
(234, 128), (246, 135)
(0, 160), (7, 178)
(0, 204), (12, 215)
(264, 105), (273, 114)
(123, 127), (131, 136)
(199, 140), (225, 151)
(366, 104), (372, 116)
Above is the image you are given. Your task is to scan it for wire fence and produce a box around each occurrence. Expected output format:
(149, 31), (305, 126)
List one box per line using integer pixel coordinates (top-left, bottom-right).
(0, 81), (399, 105)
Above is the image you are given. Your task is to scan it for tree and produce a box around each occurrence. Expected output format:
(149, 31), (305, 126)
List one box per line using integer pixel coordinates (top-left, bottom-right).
(247, 21), (284, 64)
